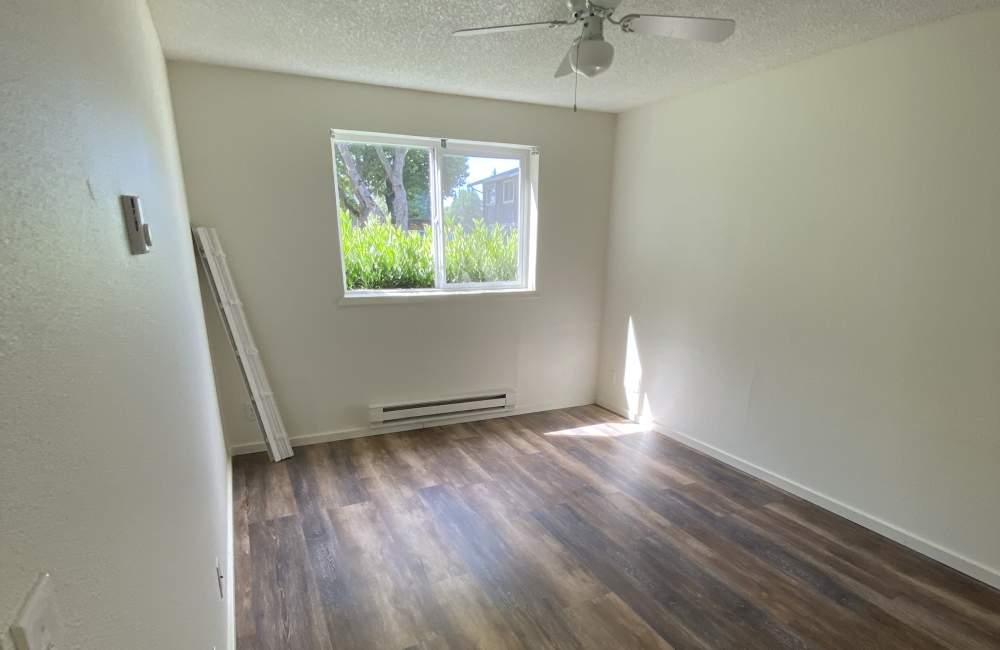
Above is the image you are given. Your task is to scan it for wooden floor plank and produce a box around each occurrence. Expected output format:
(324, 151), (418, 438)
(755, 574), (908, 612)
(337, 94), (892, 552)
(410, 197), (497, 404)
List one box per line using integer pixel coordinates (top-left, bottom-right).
(563, 592), (676, 650)
(248, 515), (332, 650)
(234, 406), (1000, 649)
(596, 489), (884, 648)
(419, 483), (586, 649)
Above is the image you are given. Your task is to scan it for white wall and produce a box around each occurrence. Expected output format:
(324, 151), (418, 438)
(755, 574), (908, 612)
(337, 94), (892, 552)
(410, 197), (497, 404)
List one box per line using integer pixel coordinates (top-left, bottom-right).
(0, 2), (230, 648)
(599, 7), (1000, 587)
(166, 62), (617, 451)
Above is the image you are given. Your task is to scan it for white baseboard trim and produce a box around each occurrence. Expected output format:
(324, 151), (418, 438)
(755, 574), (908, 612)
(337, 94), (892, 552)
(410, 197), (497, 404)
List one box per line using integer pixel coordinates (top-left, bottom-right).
(228, 399), (593, 456)
(653, 422), (1000, 591)
(225, 454), (235, 650)
(594, 399), (631, 420)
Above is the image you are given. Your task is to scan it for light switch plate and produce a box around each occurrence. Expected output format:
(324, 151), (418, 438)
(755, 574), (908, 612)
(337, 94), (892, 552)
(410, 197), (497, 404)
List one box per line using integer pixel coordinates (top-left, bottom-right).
(10, 573), (60, 650)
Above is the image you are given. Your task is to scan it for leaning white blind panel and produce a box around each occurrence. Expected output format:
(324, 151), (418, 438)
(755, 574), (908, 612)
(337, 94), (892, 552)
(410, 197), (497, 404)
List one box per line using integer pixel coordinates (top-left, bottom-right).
(193, 227), (293, 461)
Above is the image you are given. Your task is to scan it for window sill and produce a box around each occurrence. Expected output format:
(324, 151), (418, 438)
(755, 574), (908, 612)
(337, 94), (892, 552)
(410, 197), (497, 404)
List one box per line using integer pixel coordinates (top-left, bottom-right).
(338, 288), (538, 306)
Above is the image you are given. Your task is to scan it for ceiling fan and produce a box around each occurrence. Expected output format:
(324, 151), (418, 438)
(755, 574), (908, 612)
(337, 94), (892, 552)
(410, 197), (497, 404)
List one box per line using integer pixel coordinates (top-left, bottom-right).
(454, 1), (735, 79)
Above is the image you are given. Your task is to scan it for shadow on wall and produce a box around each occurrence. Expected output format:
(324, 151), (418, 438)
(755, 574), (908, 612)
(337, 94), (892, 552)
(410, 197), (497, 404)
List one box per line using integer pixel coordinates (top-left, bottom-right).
(603, 315), (656, 425)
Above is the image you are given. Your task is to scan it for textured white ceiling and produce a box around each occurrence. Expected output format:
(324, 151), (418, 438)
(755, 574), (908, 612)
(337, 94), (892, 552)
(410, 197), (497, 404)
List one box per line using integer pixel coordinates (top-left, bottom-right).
(148, 0), (999, 112)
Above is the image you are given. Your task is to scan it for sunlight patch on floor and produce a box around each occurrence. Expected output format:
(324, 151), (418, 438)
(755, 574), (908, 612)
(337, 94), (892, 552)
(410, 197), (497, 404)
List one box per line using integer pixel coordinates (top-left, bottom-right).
(543, 420), (653, 438)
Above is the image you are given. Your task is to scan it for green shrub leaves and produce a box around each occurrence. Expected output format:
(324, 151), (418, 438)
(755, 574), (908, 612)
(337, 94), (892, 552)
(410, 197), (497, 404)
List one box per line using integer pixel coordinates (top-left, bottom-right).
(340, 212), (518, 290)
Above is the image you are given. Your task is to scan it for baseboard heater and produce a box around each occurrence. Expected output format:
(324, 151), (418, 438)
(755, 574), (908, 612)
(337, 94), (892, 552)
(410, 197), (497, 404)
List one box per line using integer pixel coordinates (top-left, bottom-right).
(370, 390), (516, 426)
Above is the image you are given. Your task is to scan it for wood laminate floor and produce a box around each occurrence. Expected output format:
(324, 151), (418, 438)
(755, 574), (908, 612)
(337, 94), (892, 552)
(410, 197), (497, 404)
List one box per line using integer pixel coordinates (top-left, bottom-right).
(233, 406), (1000, 649)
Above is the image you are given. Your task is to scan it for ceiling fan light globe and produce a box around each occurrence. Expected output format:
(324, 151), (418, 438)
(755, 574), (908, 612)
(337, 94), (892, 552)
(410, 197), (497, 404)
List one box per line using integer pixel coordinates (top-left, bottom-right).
(570, 39), (614, 77)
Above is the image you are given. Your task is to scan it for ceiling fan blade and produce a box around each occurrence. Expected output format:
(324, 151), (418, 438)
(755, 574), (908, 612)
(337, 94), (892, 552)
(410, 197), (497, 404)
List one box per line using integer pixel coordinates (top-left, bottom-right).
(554, 50), (573, 78)
(453, 19), (570, 37)
(619, 15), (736, 42)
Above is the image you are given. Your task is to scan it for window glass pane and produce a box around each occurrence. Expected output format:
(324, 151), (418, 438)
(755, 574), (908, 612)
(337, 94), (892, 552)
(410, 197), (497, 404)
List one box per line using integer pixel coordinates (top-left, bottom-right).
(334, 142), (434, 290)
(442, 155), (521, 284)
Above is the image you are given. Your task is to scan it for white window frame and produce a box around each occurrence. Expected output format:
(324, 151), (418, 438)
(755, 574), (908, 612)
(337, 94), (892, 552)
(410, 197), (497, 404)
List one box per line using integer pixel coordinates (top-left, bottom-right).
(331, 130), (538, 301)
